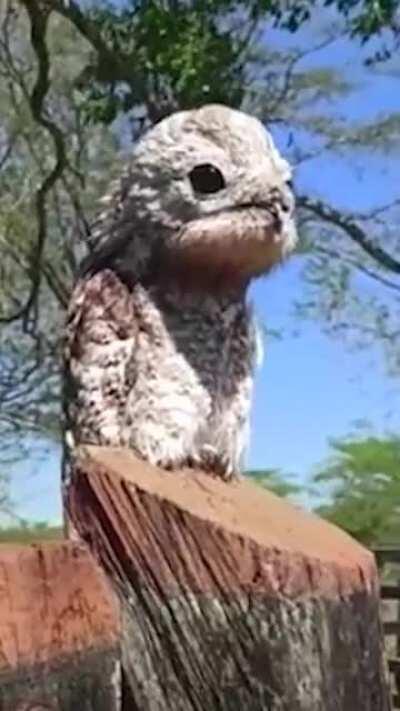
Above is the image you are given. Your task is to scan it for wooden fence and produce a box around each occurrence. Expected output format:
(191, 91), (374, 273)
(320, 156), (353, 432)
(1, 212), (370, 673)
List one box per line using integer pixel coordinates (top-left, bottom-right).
(374, 547), (400, 709)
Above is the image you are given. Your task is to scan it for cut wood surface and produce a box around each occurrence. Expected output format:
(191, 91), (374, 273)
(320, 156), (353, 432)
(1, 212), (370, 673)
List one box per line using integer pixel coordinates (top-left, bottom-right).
(67, 446), (391, 711)
(0, 541), (120, 711)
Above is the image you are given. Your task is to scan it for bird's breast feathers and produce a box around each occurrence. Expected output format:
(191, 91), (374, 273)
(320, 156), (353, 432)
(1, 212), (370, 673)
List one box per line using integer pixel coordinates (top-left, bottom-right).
(64, 270), (254, 475)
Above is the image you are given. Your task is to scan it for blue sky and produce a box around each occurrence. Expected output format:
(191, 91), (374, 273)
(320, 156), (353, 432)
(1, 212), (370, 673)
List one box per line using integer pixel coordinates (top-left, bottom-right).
(4, 16), (400, 524)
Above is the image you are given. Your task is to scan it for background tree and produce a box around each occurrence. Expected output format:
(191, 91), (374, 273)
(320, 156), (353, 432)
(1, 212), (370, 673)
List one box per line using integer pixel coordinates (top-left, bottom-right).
(313, 433), (400, 545)
(246, 468), (301, 498)
(1, 0), (400, 513)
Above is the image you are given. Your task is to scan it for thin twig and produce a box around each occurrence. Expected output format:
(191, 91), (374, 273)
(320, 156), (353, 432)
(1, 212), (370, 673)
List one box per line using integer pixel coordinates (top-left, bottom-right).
(268, 35), (340, 117)
(315, 245), (400, 292)
(298, 195), (400, 275)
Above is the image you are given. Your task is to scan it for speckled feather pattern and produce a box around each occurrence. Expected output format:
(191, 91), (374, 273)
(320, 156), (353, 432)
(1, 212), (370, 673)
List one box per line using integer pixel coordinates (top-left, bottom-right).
(63, 104), (296, 487)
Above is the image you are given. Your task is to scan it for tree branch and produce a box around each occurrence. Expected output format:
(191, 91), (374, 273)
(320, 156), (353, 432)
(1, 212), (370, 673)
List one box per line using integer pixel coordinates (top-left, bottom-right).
(0, 1), (67, 330)
(49, 0), (179, 121)
(50, 0), (116, 64)
(298, 195), (400, 275)
(42, 258), (70, 308)
(315, 245), (400, 293)
(267, 35), (341, 118)
(0, 135), (16, 169)
(50, 0), (144, 90)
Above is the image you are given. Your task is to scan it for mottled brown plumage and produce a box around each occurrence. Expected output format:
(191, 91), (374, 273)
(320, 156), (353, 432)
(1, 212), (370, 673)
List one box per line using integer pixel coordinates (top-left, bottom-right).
(63, 104), (296, 492)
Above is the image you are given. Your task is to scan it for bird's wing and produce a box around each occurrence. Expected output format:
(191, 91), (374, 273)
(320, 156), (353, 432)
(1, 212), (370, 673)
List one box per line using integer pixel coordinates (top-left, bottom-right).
(63, 268), (137, 448)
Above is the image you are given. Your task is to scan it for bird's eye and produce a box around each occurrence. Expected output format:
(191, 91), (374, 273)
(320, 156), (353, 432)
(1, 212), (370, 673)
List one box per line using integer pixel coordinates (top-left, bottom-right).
(286, 179), (294, 190)
(189, 163), (226, 194)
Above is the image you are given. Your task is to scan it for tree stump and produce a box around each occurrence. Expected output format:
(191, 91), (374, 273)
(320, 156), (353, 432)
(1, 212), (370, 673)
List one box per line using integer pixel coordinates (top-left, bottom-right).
(68, 446), (390, 711)
(0, 542), (120, 710)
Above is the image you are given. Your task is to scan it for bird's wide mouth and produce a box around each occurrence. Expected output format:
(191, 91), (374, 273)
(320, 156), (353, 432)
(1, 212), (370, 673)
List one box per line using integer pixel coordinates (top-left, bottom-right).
(169, 207), (288, 271)
(232, 201), (277, 213)
(156, 202), (296, 292)
(201, 201), (280, 222)
(178, 202), (283, 241)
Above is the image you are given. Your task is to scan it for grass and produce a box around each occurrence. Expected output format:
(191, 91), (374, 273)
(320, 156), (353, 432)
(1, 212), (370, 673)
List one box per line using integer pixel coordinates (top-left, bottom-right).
(0, 525), (64, 544)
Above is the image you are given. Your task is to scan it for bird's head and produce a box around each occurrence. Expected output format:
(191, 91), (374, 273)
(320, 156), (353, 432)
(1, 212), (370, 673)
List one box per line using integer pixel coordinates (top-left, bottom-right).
(88, 104), (297, 291)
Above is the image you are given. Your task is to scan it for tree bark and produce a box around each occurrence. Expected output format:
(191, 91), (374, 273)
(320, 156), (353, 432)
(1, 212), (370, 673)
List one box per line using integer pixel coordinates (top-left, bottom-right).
(68, 446), (390, 711)
(0, 541), (120, 711)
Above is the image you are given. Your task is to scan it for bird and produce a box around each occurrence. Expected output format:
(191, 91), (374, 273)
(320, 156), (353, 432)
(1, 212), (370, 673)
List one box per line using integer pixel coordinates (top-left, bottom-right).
(63, 104), (297, 491)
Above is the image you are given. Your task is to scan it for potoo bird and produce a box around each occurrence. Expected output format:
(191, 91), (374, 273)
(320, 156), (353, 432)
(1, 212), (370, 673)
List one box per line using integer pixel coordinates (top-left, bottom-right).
(63, 104), (297, 487)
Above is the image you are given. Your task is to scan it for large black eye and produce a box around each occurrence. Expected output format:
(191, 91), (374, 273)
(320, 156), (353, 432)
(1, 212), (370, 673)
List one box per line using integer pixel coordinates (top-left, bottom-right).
(189, 163), (226, 194)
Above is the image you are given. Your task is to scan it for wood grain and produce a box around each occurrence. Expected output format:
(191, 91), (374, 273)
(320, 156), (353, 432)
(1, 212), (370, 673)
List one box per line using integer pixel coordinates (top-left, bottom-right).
(0, 541), (120, 711)
(67, 446), (390, 710)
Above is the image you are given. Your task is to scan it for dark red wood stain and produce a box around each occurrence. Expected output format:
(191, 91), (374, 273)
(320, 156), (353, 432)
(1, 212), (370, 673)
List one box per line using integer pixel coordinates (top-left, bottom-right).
(0, 542), (120, 711)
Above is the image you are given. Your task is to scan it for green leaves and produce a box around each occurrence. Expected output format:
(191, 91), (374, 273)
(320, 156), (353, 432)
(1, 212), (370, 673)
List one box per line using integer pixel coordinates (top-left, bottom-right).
(0, 523), (63, 543)
(250, 435), (400, 547)
(1, 0), (400, 518)
(246, 469), (301, 498)
(313, 435), (400, 545)
(75, 1), (250, 124)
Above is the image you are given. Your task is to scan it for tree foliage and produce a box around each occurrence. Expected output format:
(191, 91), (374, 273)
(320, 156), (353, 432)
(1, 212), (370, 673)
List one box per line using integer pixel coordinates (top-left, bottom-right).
(314, 434), (400, 545)
(285, 0), (400, 45)
(0, 0), (400, 511)
(0, 521), (62, 543)
(246, 469), (301, 498)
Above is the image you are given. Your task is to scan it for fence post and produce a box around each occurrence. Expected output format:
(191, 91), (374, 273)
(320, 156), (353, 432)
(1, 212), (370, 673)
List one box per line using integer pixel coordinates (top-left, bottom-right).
(374, 547), (400, 709)
(68, 445), (391, 711)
